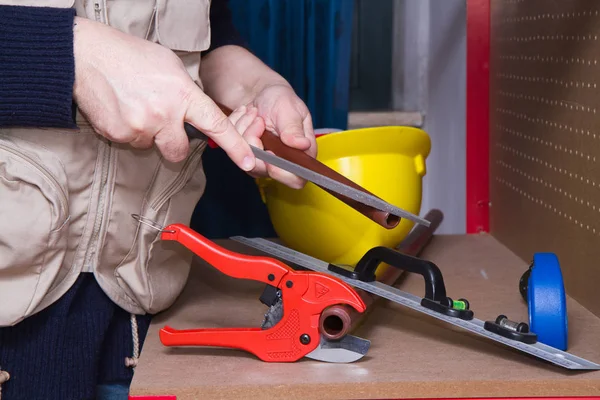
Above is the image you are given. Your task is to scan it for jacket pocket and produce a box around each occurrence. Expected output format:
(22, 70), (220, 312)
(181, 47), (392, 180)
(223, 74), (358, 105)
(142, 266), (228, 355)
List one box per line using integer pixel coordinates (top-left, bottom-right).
(153, 0), (212, 52)
(106, 141), (207, 314)
(86, 0), (211, 52)
(0, 136), (70, 326)
(85, 0), (157, 40)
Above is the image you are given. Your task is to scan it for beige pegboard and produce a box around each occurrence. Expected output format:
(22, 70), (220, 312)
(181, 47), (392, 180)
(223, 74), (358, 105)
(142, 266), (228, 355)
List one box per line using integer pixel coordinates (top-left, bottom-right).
(490, 0), (600, 317)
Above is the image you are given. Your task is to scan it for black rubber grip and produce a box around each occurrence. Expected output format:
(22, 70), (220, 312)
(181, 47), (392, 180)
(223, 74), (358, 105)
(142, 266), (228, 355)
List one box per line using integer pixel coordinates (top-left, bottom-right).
(330, 246), (447, 302)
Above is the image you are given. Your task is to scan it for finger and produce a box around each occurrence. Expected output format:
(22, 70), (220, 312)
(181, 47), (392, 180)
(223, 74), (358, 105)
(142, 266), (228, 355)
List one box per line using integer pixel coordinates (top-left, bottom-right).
(239, 110), (263, 145)
(235, 106), (259, 135)
(254, 114), (307, 187)
(302, 113), (318, 158)
(184, 88), (255, 171)
(266, 158), (306, 189)
(228, 105), (247, 126)
(267, 111), (312, 187)
(275, 110), (312, 150)
(153, 124), (190, 163)
(128, 132), (155, 150)
(243, 117), (269, 178)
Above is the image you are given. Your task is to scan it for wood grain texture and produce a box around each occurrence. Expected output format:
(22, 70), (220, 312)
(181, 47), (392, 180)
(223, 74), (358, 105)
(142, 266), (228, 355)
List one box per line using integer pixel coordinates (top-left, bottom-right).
(129, 235), (600, 399)
(490, 0), (600, 317)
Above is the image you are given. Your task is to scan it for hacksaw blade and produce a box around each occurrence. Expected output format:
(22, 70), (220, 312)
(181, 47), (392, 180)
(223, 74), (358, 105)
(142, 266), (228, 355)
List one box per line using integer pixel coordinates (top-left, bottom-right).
(231, 236), (600, 371)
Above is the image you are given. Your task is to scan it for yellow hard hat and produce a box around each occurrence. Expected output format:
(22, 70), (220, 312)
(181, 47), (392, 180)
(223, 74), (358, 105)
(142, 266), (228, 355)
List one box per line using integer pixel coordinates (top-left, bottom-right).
(257, 125), (431, 269)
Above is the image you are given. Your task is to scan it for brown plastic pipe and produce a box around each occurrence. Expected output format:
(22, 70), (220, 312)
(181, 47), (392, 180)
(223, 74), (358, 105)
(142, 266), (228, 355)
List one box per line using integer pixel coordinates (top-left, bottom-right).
(318, 209), (444, 340)
(258, 131), (400, 229)
(211, 103), (400, 229)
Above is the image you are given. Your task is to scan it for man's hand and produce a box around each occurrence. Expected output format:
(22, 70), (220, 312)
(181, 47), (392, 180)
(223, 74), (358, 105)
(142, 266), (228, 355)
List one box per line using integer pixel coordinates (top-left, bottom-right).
(228, 83), (317, 189)
(71, 17), (255, 171)
(199, 45), (319, 189)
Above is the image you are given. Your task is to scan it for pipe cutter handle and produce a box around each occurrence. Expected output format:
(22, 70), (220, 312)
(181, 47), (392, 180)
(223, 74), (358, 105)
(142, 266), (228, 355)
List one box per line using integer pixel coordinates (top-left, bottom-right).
(161, 224), (293, 284)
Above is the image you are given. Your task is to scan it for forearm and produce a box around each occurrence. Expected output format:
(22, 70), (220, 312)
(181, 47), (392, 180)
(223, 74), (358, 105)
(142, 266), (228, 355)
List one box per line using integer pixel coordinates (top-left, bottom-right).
(0, 5), (76, 129)
(199, 45), (290, 110)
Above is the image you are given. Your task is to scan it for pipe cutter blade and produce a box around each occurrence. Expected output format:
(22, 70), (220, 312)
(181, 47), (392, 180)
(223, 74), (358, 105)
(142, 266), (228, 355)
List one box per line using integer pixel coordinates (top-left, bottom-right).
(305, 334), (371, 363)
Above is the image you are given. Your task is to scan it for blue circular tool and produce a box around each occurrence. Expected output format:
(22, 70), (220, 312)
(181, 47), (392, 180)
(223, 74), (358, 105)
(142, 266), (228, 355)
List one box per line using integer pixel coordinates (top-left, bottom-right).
(521, 252), (568, 351)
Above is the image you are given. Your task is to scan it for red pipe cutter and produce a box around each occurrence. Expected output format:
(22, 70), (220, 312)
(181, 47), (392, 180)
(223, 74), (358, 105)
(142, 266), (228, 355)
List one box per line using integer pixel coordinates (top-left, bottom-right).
(156, 223), (370, 363)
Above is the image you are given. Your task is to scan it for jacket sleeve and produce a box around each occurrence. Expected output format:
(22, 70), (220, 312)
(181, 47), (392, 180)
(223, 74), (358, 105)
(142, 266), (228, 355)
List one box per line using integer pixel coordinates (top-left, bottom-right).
(202, 0), (248, 55)
(0, 5), (77, 129)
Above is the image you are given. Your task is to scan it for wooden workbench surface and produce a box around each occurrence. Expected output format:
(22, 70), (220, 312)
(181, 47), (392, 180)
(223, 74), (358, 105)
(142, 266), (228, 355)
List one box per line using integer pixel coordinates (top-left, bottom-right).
(129, 234), (600, 399)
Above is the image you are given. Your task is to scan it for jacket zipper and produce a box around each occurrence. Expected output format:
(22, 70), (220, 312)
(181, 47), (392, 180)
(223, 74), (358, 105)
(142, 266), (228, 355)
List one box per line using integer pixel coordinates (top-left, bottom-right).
(93, 1), (108, 24)
(0, 142), (69, 225)
(82, 142), (112, 271)
(94, 2), (101, 21)
(149, 143), (205, 211)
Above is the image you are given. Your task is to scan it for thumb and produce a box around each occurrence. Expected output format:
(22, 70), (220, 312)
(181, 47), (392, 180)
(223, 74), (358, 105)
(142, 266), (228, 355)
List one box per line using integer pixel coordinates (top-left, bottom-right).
(184, 88), (255, 171)
(275, 110), (311, 150)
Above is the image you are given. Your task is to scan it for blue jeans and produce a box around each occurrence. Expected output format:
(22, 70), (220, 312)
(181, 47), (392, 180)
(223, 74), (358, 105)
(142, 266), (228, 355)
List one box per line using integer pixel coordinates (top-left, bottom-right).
(96, 383), (131, 400)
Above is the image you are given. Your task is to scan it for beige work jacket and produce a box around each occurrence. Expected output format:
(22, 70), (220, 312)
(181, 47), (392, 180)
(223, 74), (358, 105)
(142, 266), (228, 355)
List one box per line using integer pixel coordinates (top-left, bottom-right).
(0, 0), (212, 326)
